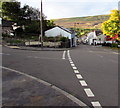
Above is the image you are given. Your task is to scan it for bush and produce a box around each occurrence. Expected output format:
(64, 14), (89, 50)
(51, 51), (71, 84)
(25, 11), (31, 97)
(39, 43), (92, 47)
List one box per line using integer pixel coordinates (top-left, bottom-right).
(111, 43), (118, 48)
(60, 37), (69, 42)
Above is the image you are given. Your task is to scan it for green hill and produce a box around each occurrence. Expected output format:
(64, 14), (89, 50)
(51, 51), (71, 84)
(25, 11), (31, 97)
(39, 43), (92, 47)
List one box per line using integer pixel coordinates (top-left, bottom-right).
(54, 15), (110, 29)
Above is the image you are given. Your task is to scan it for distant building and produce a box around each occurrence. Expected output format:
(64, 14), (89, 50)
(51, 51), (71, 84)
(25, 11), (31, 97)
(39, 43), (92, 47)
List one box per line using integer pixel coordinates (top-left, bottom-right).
(2, 19), (14, 35)
(45, 26), (77, 47)
(86, 30), (105, 45)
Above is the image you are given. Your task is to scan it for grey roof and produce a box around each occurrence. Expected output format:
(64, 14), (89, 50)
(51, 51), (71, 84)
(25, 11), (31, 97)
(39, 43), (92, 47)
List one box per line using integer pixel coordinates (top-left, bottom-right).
(57, 26), (74, 34)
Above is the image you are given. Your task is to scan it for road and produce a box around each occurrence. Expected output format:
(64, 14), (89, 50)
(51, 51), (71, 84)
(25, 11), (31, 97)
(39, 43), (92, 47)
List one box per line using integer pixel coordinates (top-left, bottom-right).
(2, 45), (118, 107)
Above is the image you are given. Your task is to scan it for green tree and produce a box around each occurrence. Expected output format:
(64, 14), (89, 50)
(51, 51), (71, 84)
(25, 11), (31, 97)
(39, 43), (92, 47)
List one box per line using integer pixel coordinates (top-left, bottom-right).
(2, 2), (21, 21)
(101, 10), (120, 41)
(0, 0), (16, 17)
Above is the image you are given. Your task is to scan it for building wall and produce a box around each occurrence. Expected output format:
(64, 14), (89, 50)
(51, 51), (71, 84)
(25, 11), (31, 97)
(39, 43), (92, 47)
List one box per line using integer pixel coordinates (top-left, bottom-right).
(2, 27), (13, 35)
(45, 27), (72, 39)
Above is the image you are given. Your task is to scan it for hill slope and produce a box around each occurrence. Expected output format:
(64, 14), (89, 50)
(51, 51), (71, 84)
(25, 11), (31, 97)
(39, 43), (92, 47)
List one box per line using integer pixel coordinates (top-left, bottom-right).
(54, 15), (110, 29)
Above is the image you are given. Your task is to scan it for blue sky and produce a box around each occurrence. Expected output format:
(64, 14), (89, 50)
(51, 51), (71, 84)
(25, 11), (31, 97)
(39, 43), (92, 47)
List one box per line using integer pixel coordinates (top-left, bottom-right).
(18, 0), (119, 19)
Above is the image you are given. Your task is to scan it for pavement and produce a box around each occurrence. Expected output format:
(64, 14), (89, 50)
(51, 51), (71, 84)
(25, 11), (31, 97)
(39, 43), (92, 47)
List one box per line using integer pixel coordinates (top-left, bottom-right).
(5, 45), (71, 51)
(2, 68), (81, 107)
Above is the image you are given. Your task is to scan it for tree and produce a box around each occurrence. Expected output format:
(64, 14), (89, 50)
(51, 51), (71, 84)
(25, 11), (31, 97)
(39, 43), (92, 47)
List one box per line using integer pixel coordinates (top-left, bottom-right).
(2, 2), (21, 21)
(0, 0), (16, 16)
(101, 10), (120, 41)
(2, 1), (56, 39)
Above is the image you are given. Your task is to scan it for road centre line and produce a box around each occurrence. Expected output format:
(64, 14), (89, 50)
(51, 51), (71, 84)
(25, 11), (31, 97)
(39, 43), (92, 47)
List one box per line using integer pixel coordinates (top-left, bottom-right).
(71, 63), (75, 67)
(84, 88), (95, 97)
(69, 60), (73, 62)
(72, 66), (77, 70)
(79, 80), (87, 86)
(91, 102), (102, 107)
(76, 74), (83, 79)
(70, 61), (73, 64)
(74, 70), (79, 74)
(62, 51), (66, 59)
(67, 50), (102, 107)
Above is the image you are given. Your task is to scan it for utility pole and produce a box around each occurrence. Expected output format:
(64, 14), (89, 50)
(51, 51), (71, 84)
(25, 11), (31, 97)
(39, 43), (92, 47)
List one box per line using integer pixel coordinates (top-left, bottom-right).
(39, 0), (43, 48)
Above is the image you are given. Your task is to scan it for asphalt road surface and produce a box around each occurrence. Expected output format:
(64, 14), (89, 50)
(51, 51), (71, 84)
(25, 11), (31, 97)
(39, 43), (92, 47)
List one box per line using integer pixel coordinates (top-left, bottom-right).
(2, 45), (118, 107)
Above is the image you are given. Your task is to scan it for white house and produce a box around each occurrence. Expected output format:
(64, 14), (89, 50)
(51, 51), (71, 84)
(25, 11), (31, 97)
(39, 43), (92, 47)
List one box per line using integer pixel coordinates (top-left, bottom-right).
(45, 26), (77, 47)
(86, 30), (104, 45)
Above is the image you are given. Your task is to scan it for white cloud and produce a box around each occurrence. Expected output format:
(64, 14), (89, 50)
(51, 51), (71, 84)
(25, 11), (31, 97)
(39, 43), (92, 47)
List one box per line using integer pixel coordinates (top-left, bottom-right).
(18, 0), (119, 19)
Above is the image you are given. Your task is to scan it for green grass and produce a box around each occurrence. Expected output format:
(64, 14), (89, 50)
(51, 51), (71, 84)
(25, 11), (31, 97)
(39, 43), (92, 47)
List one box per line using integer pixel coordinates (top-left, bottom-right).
(54, 15), (110, 22)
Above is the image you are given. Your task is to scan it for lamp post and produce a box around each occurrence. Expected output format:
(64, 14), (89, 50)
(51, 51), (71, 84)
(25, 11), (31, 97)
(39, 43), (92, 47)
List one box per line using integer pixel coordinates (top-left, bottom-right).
(38, 0), (43, 48)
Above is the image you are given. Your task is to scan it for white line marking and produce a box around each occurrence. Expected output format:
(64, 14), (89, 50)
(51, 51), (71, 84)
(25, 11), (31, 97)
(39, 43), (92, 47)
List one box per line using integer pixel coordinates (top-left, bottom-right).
(62, 51), (66, 59)
(69, 59), (73, 62)
(70, 61), (73, 64)
(91, 101), (102, 107)
(79, 80), (87, 86)
(76, 74), (83, 79)
(74, 70), (79, 74)
(71, 64), (75, 67)
(72, 66), (77, 70)
(84, 88), (95, 97)
(0, 53), (10, 55)
(1, 66), (89, 107)
(112, 52), (118, 54)
(68, 56), (71, 59)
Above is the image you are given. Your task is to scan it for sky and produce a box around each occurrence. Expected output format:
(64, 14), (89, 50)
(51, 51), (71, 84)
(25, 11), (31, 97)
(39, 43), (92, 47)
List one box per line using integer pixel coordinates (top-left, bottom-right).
(18, 0), (119, 19)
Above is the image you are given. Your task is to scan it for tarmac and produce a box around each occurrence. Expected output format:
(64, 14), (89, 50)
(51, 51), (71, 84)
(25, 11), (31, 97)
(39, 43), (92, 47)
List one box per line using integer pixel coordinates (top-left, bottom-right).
(2, 45), (88, 107)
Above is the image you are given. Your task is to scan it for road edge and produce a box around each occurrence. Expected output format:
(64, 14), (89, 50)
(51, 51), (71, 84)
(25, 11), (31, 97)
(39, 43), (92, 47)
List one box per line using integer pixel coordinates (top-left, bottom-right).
(1, 66), (90, 107)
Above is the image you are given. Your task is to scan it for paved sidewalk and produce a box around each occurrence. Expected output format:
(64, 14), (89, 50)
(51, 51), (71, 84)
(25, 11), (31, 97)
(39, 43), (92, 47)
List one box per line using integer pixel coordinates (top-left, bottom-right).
(5, 45), (71, 51)
(2, 69), (82, 107)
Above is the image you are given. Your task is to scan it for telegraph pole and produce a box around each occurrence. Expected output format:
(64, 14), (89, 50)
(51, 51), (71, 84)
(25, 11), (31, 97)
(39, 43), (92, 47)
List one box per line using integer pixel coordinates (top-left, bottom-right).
(39, 0), (43, 48)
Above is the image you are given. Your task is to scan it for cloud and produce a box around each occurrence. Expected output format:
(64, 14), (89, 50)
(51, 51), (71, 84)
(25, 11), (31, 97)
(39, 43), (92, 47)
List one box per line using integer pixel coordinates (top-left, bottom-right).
(18, 0), (119, 19)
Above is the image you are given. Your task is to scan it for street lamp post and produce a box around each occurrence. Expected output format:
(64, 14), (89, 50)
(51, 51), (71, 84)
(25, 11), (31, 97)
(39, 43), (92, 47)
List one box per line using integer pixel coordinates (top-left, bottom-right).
(39, 0), (43, 48)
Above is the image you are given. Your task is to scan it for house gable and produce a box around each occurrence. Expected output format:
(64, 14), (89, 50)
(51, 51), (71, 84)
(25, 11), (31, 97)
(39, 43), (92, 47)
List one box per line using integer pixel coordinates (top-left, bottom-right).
(45, 26), (73, 39)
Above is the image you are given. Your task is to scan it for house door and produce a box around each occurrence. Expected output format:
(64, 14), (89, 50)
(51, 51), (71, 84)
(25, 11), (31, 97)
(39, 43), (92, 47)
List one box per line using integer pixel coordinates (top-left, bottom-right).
(72, 38), (74, 47)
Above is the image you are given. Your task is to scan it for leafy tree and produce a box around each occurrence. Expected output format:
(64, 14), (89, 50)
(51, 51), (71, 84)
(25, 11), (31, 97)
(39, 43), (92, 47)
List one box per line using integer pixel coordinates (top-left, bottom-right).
(0, 0), (16, 17)
(2, 1), (56, 40)
(2, 2), (21, 21)
(101, 10), (120, 41)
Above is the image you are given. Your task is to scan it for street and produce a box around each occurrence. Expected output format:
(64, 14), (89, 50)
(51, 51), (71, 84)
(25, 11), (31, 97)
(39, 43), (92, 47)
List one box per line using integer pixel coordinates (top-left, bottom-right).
(2, 45), (118, 107)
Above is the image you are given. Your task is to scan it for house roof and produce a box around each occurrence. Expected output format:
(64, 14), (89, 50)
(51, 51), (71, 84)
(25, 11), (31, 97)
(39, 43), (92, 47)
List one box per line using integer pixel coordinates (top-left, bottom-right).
(56, 26), (74, 34)
(95, 30), (103, 36)
(2, 19), (14, 27)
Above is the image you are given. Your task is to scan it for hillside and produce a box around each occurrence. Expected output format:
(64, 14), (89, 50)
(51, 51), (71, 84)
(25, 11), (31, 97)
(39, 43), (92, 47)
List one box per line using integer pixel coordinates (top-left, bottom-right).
(54, 15), (110, 29)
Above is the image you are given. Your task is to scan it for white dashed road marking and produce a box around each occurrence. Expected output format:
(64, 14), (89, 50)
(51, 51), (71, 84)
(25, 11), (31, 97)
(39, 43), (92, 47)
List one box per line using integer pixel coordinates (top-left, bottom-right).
(67, 50), (102, 107)
(0, 53), (10, 55)
(79, 80), (87, 86)
(84, 88), (95, 97)
(70, 61), (73, 63)
(76, 74), (83, 79)
(74, 70), (79, 74)
(71, 63), (75, 67)
(72, 66), (77, 70)
(62, 51), (66, 59)
(91, 102), (102, 107)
